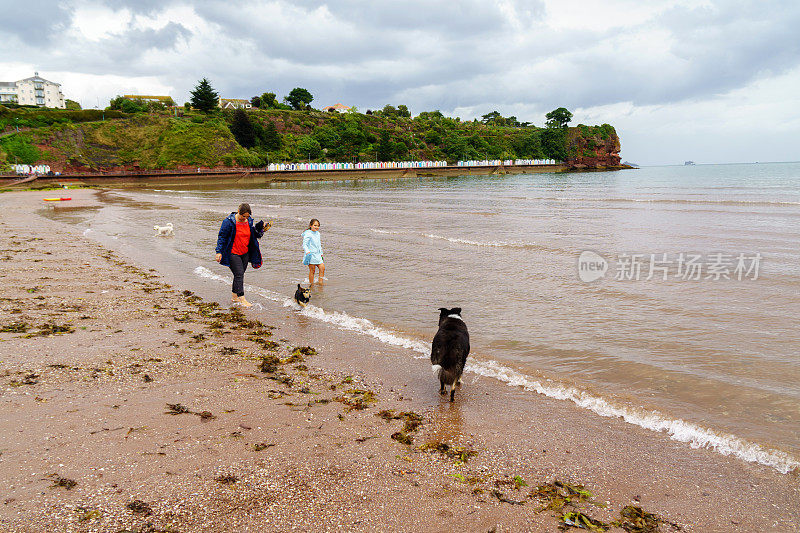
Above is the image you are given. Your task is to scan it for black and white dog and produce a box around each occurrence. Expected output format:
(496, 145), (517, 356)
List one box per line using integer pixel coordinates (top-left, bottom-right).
(294, 284), (311, 307)
(430, 307), (470, 402)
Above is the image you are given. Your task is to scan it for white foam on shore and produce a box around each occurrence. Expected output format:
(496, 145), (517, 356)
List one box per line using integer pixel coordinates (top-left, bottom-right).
(193, 266), (430, 355)
(468, 359), (800, 474)
(192, 265), (799, 474)
(371, 228), (534, 249)
(423, 233), (530, 248)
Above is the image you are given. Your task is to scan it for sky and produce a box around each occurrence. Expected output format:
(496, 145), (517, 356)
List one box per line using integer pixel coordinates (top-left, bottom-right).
(1, 0), (799, 165)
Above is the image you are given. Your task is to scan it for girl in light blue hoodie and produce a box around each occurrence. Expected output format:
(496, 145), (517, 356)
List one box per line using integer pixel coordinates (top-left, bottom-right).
(302, 218), (325, 284)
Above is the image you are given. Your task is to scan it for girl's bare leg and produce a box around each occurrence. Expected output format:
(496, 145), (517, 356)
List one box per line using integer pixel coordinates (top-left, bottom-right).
(318, 263), (325, 283)
(308, 265), (316, 284)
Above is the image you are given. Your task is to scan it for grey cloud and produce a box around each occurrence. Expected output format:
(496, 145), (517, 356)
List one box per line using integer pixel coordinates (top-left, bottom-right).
(0, 1), (72, 43)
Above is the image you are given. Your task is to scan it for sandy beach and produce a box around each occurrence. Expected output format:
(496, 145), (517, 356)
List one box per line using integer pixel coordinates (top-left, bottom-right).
(1, 188), (798, 532)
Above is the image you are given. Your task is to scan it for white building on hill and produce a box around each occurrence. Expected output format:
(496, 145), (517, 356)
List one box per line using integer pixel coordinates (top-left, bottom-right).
(0, 72), (65, 108)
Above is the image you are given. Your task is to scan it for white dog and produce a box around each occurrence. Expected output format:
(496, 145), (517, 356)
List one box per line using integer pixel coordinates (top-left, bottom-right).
(154, 222), (174, 237)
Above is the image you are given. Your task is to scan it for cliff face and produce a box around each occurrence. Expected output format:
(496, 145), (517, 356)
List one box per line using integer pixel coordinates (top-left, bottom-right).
(566, 124), (621, 169)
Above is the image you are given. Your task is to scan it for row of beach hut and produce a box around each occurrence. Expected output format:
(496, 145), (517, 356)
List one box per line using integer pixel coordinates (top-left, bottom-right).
(267, 159), (558, 172)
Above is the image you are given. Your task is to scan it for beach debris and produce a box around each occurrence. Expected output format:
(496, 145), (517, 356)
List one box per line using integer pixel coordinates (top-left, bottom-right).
(391, 432), (414, 445)
(221, 347), (241, 355)
(143, 374), (153, 383)
(495, 475), (528, 490)
(531, 480), (602, 513)
(614, 505), (676, 533)
(284, 352), (305, 364)
(190, 333), (206, 342)
(197, 410), (216, 421)
(24, 323), (75, 337)
(377, 410), (424, 444)
(560, 511), (609, 531)
(76, 506), (102, 521)
(492, 489), (525, 505)
(49, 474), (77, 490)
(419, 441), (477, 464)
(253, 443), (275, 451)
(10, 372), (39, 386)
(0, 321), (28, 333)
(215, 474), (238, 484)
(126, 499), (152, 515)
(259, 355), (280, 373)
(164, 403), (190, 415)
(292, 346), (317, 357)
(334, 389), (377, 411)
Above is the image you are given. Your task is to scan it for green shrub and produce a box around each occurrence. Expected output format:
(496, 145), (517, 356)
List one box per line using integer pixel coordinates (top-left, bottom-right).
(0, 134), (41, 164)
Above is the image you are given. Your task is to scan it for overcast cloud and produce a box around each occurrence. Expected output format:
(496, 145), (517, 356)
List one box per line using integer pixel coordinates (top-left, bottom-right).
(1, 0), (799, 164)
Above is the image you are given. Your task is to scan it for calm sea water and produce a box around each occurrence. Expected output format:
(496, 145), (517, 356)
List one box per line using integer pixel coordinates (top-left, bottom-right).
(50, 162), (800, 473)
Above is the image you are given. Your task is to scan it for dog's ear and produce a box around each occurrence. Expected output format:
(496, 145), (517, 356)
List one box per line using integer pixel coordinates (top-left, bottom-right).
(451, 307), (462, 315)
(438, 307), (449, 313)
(297, 284), (301, 289)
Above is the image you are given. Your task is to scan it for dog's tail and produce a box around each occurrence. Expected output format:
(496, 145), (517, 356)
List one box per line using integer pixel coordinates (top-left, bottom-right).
(431, 364), (442, 379)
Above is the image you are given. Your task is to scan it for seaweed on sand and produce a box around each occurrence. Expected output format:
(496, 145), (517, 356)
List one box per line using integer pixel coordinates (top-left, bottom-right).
(492, 489), (526, 505)
(164, 403), (190, 415)
(292, 346), (317, 356)
(614, 505), (680, 533)
(560, 511), (609, 532)
(377, 410), (424, 444)
(419, 441), (477, 463)
(10, 372), (38, 386)
(49, 475), (77, 490)
(259, 355), (280, 373)
(334, 389), (377, 411)
(220, 346), (241, 355)
(24, 323), (75, 337)
(0, 321), (28, 333)
(215, 474), (238, 484)
(126, 499), (152, 515)
(530, 480), (602, 513)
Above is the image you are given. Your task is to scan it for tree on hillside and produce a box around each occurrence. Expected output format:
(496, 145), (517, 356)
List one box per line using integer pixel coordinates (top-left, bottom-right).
(541, 128), (567, 161)
(376, 130), (392, 161)
(108, 95), (147, 113)
(285, 88), (313, 110)
(260, 121), (282, 151)
(250, 96), (261, 108)
(545, 107), (572, 129)
(65, 99), (81, 110)
(297, 135), (322, 160)
(229, 109), (256, 148)
(397, 105), (411, 118)
(481, 111), (502, 125)
(190, 78), (219, 114)
(261, 92), (277, 108)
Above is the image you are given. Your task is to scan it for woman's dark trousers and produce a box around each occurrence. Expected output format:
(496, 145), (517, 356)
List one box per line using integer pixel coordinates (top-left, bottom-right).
(229, 252), (249, 296)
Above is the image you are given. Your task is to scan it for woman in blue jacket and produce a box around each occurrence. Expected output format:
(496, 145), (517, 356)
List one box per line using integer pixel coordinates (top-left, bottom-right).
(302, 218), (324, 284)
(215, 203), (270, 307)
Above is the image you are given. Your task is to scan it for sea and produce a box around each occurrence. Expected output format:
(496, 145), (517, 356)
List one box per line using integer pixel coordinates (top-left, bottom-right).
(47, 162), (800, 474)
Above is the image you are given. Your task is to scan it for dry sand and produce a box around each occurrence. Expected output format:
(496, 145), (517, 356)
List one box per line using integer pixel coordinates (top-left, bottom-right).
(0, 189), (798, 532)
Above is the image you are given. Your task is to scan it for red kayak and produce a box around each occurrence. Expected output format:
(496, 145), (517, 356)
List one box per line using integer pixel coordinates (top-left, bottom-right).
(43, 197), (72, 201)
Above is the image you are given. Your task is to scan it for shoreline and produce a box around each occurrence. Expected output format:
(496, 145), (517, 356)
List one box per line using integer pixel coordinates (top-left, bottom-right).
(1, 189), (797, 532)
(0, 163), (634, 190)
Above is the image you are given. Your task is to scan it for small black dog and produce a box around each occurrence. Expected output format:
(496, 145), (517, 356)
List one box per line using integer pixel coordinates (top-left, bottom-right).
(294, 284), (311, 307)
(430, 307), (470, 402)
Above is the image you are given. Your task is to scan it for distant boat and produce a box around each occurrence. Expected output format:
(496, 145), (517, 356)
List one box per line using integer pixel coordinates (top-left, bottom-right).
(684, 161), (695, 165)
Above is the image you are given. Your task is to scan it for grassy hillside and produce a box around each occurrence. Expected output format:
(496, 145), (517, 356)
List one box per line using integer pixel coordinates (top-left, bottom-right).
(0, 106), (621, 171)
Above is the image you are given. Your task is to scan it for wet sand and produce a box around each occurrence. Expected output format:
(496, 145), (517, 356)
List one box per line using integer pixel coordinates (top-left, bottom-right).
(0, 189), (798, 532)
